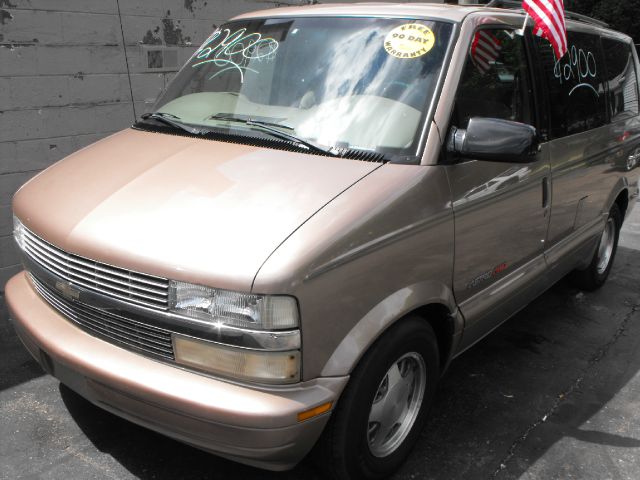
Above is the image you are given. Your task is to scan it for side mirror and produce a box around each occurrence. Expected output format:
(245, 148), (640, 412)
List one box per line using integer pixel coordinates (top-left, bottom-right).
(448, 117), (538, 163)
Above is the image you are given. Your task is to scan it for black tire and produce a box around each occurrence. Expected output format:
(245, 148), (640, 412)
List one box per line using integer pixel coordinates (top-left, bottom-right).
(570, 204), (622, 291)
(314, 316), (440, 480)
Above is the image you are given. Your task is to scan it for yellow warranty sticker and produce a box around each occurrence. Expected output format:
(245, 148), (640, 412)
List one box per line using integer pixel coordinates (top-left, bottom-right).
(384, 23), (435, 59)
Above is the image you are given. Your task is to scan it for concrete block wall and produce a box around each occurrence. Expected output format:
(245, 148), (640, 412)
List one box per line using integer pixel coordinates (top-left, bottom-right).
(0, 0), (440, 289)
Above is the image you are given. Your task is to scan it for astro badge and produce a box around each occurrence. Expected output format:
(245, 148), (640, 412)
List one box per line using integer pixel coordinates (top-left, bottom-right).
(384, 23), (435, 59)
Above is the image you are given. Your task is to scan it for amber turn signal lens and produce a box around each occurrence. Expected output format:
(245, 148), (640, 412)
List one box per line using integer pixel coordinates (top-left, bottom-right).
(297, 402), (333, 422)
(173, 334), (300, 384)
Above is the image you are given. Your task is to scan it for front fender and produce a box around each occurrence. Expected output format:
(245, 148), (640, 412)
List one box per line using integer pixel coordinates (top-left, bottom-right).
(320, 280), (461, 377)
(253, 164), (455, 381)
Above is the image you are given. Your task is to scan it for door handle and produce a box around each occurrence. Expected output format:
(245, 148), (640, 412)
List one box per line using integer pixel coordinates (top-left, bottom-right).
(542, 177), (550, 214)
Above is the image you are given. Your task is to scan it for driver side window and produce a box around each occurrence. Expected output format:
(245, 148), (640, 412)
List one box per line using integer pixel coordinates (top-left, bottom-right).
(452, 29), (534, 129)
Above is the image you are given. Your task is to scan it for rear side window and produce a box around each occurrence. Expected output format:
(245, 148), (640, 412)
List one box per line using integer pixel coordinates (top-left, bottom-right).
(534, 31), (607, 138)
(601, 38), (639, 120)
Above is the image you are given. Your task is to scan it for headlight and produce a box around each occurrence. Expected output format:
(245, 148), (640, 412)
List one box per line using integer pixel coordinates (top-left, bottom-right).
(13, 215), (26, 250)
(168, 280), (299, 330)
(169, 281), (302, 384)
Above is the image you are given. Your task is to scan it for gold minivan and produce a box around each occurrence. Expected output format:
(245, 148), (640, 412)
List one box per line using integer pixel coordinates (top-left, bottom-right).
(6, 2), (640, 478)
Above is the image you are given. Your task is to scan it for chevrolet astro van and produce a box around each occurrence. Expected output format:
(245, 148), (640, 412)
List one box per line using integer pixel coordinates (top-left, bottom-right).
(6, 2), (640, 478)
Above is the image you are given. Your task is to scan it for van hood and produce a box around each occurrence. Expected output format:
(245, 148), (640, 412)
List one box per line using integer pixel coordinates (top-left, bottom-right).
(13, 129), (381, 292)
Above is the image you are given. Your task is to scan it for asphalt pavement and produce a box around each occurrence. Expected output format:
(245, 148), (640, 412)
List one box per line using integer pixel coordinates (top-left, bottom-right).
(1, 203), (639, 480)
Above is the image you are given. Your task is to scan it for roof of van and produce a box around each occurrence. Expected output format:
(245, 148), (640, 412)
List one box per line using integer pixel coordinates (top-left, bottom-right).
(232, 2), (632, 41)
(233, 3), (489, 23)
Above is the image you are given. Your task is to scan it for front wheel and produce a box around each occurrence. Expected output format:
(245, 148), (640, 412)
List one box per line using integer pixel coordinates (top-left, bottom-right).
(314, 317), (440, 480)
(570, 204), (622, 291)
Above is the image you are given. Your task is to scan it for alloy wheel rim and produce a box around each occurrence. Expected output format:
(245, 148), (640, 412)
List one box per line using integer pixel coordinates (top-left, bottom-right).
(596, 218), (615, 275)
(367, 352), (426, 458)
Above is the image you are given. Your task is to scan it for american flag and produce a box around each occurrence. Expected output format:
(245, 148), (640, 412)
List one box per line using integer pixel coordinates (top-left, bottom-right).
(471, 30), (502, 74)
(522, 0), (568, 59)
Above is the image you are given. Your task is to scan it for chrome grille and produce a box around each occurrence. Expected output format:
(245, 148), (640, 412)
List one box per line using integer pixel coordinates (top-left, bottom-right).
(31, 275), (175, 360)
(21, 227), (169, 310)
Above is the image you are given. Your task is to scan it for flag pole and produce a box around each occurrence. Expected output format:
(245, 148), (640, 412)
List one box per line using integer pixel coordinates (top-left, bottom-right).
(516, 12), (530, 36)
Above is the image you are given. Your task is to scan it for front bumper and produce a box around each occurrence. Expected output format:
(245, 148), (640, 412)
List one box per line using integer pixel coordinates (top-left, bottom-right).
(5, 272), (348, 471)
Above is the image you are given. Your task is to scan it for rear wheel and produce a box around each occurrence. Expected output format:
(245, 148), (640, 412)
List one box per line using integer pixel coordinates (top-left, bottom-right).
(315, 317), (440, 480)
(570, 204), (622, 291)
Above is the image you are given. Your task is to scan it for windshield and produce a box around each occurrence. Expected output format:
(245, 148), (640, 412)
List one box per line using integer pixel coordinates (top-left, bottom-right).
(148, 17), (454, 162)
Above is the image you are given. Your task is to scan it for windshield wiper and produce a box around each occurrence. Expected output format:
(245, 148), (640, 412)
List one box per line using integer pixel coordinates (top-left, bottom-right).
(139, 112), (209, 136)
(210, 113), (295, 130)
(208, 113), (338, 157)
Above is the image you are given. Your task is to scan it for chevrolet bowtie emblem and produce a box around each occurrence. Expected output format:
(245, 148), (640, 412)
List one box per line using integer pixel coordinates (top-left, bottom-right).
(55, 280), (80, 301)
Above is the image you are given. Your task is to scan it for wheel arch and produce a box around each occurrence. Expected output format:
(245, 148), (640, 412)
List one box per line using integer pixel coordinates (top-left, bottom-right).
(414, 303), (458, 372)
(320, 281), (462, 377)
(614, 188), (630, 221)
(605, 178), (630, 222)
